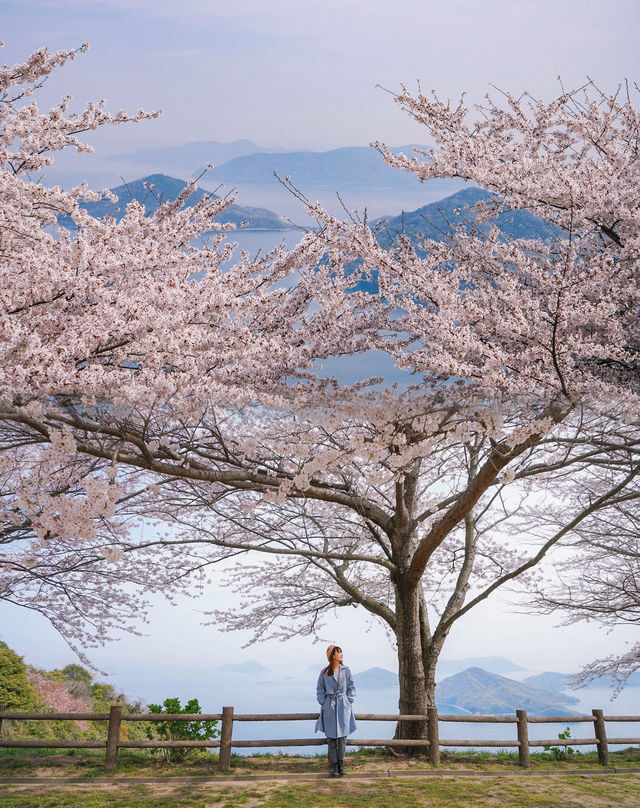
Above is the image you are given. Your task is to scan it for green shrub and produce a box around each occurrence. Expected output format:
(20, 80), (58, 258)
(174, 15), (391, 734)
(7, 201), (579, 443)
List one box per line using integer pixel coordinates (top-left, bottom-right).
(544, 726), (577, 760)
(0, 643), (148, 744)
(91, 682), (117, 702)
(62, 664), (92, 684)
(144, 697), (219, 762)
(0, 646), (40, 711)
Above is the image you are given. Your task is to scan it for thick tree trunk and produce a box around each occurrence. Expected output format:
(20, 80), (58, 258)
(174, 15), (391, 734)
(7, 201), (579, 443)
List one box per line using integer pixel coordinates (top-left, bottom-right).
(393, 578), (429, 743)
(389, 470), (438, 746)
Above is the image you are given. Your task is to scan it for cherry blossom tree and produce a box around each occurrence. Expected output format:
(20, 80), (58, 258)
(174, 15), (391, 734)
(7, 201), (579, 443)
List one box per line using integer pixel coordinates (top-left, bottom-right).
(0, 43), (379, 655)
(98, 400), (638, 732)
(27, 670), (91, 729)
(135, 81), (639, 725)
(0, 43), (234, 659)
(2, 46), (639, 740)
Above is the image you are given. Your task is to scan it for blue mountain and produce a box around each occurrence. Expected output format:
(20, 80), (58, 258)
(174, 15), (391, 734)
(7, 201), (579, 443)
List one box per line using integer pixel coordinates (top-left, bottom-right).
(199, 145), (433, 189)
(437, 667), (581, 716)
(353, 667), (398, 688)
(374, 186), (557, 247)
(438, 656), (526, 677)
(341, 186), (560, 294)
(73, 174), (289, 230)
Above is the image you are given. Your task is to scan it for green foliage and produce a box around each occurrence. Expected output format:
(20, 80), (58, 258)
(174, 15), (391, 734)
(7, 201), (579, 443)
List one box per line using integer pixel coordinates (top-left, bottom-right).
(62, 664), (92, 684)
(43, 668), (67, 683)
(0, 646), (40, 710)
(91, 682), (118, 702)
(0, 642), (149, 743)
(144, 697), (219, 763)
(543, 726), (577, 760)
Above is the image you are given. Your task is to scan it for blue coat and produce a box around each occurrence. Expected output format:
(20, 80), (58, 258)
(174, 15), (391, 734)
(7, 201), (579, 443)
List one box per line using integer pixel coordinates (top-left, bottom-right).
(315, 664), (357, 738)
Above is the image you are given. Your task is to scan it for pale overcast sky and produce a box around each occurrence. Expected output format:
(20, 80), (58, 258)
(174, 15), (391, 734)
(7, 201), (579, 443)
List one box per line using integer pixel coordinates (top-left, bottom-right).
(3, 0), (640, 152)
(2, 0), (640, 702)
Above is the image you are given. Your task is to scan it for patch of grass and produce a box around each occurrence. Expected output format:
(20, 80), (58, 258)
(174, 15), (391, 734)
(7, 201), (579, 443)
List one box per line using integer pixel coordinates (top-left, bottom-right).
(232, 775), (640, 808)
(4, 775), (639, 808)
(438, 746), (640, 770)
(0, 785), (175, 808)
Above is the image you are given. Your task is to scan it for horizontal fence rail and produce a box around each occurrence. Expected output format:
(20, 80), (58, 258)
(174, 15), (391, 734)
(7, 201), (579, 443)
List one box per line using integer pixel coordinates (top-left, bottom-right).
(0, 705), (639, 772)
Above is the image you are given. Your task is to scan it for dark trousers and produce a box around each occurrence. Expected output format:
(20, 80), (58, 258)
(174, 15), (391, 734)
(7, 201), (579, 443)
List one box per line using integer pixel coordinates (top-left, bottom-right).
(327, 736), (346, 764)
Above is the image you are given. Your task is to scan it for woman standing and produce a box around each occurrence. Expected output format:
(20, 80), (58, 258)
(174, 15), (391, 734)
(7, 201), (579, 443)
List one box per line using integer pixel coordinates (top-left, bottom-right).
(315, 644), (356, 776)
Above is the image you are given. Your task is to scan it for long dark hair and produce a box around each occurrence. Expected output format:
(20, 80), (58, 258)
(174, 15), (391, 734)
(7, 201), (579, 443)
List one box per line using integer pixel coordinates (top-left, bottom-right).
(323, 646), (342, 676)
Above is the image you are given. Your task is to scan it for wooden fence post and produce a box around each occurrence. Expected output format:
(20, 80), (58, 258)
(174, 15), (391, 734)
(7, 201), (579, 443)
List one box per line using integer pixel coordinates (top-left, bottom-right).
(218, 706), (234, 771)
(105, 705), (122, 772)
(427, 706), (440, 765)
(592, 709), (610, 766)
(516, 709), (530, 768)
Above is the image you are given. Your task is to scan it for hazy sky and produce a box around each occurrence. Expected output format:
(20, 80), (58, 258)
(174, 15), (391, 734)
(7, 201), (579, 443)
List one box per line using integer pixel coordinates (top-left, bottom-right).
(3, 566), (637, 702)
(3, 0), (640, 152)
(2, 1), (640, 702)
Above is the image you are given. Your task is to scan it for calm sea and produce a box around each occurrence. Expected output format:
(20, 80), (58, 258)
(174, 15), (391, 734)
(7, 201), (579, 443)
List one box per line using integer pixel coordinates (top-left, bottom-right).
(132, 667), (639, 756)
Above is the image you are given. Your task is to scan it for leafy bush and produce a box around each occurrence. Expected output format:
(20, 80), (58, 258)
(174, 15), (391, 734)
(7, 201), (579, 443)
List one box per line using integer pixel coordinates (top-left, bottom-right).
(0, 646), (40, 711)
(0, 642), (151, 743)
(90, 682), (117, 702)
(144, 697), (219, 762)
(62, 664), (92, 685)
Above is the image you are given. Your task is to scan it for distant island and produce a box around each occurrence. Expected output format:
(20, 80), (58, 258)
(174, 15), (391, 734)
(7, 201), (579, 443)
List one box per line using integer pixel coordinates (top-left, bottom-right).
(194, 145), (431, 189)
(72, 174), (290, 231)
(373, 186), (555, 248)
(353, 667), (399, 689)
(354, 663), (585, 716)
(107, 139), (301, 174)
(337, 187), (559, 296)
(437, 656), (525, 677)
(437, 667), (580, 717)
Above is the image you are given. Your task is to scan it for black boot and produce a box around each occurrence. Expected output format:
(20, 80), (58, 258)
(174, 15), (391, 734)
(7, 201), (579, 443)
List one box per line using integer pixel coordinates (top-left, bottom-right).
(338, 760), (346, 776)
(330, 762), (340, 777)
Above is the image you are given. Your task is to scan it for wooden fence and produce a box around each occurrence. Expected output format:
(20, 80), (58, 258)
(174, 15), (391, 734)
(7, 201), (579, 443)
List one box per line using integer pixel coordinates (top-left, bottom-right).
(0, 706), (639, 772)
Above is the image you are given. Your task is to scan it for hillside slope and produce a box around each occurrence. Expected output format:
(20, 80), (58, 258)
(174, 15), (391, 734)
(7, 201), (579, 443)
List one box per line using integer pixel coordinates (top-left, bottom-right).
(374, 187), (556, 246)
(202, 145), (431, 188)
(75, 174), (289, 230)
(437, 667), (580, 716)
